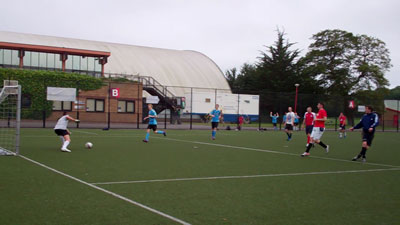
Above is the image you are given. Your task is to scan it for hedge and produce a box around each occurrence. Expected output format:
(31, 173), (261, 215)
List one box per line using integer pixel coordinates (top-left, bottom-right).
(0, 68), (104, 119)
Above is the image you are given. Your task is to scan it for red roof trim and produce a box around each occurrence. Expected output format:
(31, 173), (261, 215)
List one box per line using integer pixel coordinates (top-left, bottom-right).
(0, 41), (110, 57)
(386, 107), (400, 113)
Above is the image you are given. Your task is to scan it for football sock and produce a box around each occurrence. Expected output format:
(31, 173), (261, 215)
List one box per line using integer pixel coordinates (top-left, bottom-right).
(62, 141), (70, 149)
(360, 147), (367, 157)
(59, 136), (65, 144)
(212, 130), (216, 137)
(145, 133), (150, 141)
(305, 144), (312, 153)
(289, 133), (292, 138)
(307, 136), (310, 144)
(286, 133), (290, 138)
(157, 131), (163, 134)
(319, 141), (327, 148)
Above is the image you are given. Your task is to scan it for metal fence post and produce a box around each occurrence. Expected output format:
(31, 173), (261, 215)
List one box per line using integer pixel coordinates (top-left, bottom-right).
(42, 78), (46, 128)
(215, 89), (217, 105)
(397, 100), (399, 132)
(190, 88), (193, 130)
(335, 117), (337, 131)
(164, 87), (167, 129)
(76, 80), (80, 128)
(107, 82), (111, 130)
(258, 94), (261, 130)
(237, 93), (240, 129)
(137, 82), (140, 129)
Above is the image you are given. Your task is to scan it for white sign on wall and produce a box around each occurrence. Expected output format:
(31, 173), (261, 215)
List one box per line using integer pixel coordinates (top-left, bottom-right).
(146, 96), (160, 104)
(47, 87), (76, 101)
(358, 105), (365, 112)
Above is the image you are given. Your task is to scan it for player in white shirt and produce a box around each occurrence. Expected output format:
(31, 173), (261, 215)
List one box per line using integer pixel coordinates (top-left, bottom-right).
(54, 112), (80, 152)
(284, 107), (296, 141)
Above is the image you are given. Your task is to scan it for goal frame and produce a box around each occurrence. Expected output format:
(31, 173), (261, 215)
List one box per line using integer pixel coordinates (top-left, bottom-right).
(0, 81), (21, 156)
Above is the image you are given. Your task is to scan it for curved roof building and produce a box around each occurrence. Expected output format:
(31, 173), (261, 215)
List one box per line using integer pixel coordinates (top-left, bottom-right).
(0, 31), (231, 96)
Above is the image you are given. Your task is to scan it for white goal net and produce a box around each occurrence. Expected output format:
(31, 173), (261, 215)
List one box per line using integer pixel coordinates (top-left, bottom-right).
(0, 80), (21, 156)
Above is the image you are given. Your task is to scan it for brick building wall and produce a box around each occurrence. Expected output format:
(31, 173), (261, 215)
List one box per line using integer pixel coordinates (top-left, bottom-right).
(48, 81), (143, 124)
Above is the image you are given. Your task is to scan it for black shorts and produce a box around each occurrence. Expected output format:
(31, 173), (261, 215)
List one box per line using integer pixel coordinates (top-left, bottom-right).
(294, 122), (299, 126)
(212, 122), (219, 129)
(285, 124), (293, 131)
(362, 131), (374, 146)
(339, 125), (346, 130)
(54, 129), (69, 136)
(305, 125), (313, 134)
(273, 123), (277, 127)
(147, 124), (157, 131)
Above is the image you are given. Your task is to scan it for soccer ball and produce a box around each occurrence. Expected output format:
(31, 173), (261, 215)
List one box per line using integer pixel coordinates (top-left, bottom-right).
(85, 142), (93, 149)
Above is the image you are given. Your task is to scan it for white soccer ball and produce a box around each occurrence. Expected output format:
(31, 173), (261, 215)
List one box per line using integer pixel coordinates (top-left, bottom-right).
(85, 142), (93, 149)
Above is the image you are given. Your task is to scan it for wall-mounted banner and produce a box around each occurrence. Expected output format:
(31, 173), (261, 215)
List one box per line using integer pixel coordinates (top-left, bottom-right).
(47, 87), (76, 101)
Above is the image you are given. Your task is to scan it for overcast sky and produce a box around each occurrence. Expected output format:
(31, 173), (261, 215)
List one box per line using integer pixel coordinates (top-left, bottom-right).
(1, 0), (399, 88)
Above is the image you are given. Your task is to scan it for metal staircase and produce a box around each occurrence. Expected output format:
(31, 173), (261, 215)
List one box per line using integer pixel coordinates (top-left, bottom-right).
(105, 73), (181, 113)
(137, 76), (179, 113)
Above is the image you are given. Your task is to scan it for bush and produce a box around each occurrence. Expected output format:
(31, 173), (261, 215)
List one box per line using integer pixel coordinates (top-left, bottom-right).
(0, 68), (104, 119)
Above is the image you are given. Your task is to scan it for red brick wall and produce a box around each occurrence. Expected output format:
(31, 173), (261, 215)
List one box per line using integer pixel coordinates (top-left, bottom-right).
(48, 81), (143, 123)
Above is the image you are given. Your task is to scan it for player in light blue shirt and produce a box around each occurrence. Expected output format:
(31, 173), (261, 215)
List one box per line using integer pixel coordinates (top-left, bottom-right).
(270, 112), (279, 131)
(210, 104), (222, 140)
(143, 104), (166, 143)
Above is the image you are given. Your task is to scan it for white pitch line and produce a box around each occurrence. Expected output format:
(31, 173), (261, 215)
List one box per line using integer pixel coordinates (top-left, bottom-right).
(154, 137), (400, 168)
(23, 135), (145, 138)
(18, 154), (191, 225)
(70, 130), (99, 135)
(92, 168), (400, 185)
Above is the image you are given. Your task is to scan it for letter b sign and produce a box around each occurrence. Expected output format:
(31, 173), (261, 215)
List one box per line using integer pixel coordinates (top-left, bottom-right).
(111, 88), (120, 98)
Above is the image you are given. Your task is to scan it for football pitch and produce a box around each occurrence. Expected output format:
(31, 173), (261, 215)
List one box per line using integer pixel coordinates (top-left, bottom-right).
(1, 128), (400, 225)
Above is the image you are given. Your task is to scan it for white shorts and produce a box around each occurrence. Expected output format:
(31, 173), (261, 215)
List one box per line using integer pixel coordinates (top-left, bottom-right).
(311, 127), (325, 140)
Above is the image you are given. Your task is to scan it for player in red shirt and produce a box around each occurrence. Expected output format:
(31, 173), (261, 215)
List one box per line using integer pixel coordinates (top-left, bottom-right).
(301, 107), (315, 147)
(237, 115), (244, 131)
(301, 102), (329, 157)
(338, 112), (347, 138)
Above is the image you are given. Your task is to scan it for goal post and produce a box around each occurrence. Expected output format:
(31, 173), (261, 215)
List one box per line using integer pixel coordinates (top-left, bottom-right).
(0, 80), (21, 156)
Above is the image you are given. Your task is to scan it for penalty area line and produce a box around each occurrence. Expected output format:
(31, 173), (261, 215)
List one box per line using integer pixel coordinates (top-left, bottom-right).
(92, 168), (400, 185)
(18, 154), (192, 225)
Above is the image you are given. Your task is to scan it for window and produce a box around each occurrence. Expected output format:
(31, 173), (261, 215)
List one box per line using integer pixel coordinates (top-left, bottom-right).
(0, 49), (3, 64)
(95, 58), (101, 72)
(3, 49), (11, 65)
(118, 100), (135, 113)
(21, 94), (32, 108)
(39, 53), (47, 68)
(88, 57), (95, 71)
(65, 56), (72, 70)
(11, 50), (19, 66)
(86, 99), (104, 112)
(52, 101), (72, 111)
(80, 56), (88, 71)
(47, 53), (55, 69)
(72, 55), (80, 71)
(55, 54), (62, 69)
(23, 51), (31, 67)
(31, 52), (39, 67)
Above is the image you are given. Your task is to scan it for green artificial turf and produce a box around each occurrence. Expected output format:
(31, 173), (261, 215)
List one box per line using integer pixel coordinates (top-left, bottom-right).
(1, 128), (399, 225)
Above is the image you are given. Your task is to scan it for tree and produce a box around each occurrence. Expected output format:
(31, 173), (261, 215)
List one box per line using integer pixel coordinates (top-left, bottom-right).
(256, 29), (302, 92)
(386, 86), (400, 100)
(305, 29), (392, 123)
(224, 68), (239, 92)
(305, 29), (392, 95)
